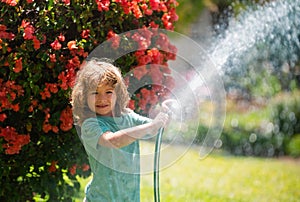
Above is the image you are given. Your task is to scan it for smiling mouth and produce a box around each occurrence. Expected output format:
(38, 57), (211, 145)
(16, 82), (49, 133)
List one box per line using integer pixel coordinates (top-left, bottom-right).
(96, 104), (109, 108)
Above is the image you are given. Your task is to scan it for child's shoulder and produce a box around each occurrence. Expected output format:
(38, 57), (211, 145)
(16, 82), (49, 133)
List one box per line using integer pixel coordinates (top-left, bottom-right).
(81, 117), (98, 127)
(123, 108), (152, 123)
(122, 108), (139, 117)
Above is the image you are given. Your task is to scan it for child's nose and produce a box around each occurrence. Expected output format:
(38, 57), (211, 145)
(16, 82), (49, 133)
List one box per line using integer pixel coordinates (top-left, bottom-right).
(96, 93), (108, 100)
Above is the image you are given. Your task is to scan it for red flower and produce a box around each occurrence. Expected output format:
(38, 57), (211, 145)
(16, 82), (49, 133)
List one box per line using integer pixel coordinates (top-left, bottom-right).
(1, 0), (18, 6)
(140, 3), (152, 15)
(133, 65), (147, 80)
(81, 29), (90, 39)
(27, 99), (38, 112)
(27, 105), (34, 112)
(9, 91), (16, 101)
(162, 13), (174, 30)
(77, 48), (88, 58)
(11, 103), (20, 112)
(0, 29), (15, 40)
(149, 21), (159, 28)
(48, 161), (58, 173)
(128, 99), (135, 110)
(134, 50), (145, 58)
(147, 48), (163, 64)
(62, 0), (70, 5)
(23, 25), (35, 40)
(13, 58), (23, 73)
(68, 56), (81, 68)
(156, 33), (170, 51)
(58, 33), (65, 42)
(67, 40), (77, 50)
(52, 126), (59, 133)
(0, 25), (15, 40)
(95, 0), (110, 12)
(131, 1), (142, 19)
(138, 98), (148, 111)
(40, 88), (51, 100)
(140, 88), (150, 98)
(69, 164), (77, 176)
(169, 8), (179, 22)
(165, 44), (177, 60)
(149, 90), (158, 105)
(42, 121), (52, 133)
(32, 36), (40, 50)
(149, 65), (163, 85)
(58, 72), (68, 90)
(49, 54), (56, 62)
(119, 0), (131, 14)
(107, 30), (120, 49)
(150, 0), (159, 11)
(0, 113), (7, 122)
(159, 2), (167, 12)
(132, 28), (153, 49)
(47, 83), (58, 93)
(40, 83), (58, 100)
(0, 126), (30, 155)
(20, 20), (30, 29)
(81, 163), (90, 172)
(59, 106), (73, 131)
(0, 24), (6, 31)
(137, 54), (152, 65)
(0, 79), (24, 114)
(50, 39), (62, 50)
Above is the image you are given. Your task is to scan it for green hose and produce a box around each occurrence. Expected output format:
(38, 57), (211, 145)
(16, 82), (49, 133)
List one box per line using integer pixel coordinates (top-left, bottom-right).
(154, 127), (164, 202)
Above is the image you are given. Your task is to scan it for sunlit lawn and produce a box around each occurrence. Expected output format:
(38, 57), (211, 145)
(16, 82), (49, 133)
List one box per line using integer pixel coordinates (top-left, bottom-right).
(75, 142), (300, 202)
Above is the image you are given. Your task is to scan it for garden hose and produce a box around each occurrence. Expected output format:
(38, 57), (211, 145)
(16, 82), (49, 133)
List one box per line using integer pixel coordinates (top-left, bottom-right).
(153, 99), (177, 202)
(154, 127), (164, 202)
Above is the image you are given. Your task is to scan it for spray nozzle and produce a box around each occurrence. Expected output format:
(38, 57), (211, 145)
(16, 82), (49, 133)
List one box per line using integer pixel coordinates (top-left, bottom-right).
(162, 99), (181, 119)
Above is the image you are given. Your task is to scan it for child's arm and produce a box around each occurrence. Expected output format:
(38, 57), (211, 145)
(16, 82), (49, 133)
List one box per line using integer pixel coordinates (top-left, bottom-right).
(98, 112), (169, 148)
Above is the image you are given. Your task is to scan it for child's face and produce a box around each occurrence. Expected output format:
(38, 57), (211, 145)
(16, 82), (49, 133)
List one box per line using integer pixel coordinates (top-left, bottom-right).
(87, 83), (116, 117)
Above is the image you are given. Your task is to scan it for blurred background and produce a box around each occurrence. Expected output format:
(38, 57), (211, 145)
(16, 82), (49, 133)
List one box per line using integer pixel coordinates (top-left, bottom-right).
(138, 0), (300, 201)
(173, 0), (300, 159)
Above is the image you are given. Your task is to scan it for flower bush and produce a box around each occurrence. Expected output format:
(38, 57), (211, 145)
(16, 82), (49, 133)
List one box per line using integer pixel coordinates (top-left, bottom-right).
(0, 0), (178, 201)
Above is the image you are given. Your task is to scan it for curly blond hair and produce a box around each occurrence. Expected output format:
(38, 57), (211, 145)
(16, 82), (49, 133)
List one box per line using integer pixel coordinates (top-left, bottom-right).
(71, 58), (130, 126)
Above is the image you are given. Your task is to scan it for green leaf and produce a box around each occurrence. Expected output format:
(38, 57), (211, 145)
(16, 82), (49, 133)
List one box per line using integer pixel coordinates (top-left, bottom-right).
(47, 0), (54, 11)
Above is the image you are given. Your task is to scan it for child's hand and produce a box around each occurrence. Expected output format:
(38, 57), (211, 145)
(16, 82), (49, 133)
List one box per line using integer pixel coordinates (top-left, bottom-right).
(152, 111), (170, 130)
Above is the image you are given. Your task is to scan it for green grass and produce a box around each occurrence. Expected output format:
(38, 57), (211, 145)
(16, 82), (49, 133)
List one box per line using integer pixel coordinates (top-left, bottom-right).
(75, 142), (300, 202)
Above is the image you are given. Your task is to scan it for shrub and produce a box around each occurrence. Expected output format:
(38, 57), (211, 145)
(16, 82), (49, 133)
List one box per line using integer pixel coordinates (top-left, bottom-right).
(0, 0), (179, 201)
(220, 127), (277, 157)
(217, 92), (300, 157)
(287, 134), (300, 157)
(270, 92), (300, 155)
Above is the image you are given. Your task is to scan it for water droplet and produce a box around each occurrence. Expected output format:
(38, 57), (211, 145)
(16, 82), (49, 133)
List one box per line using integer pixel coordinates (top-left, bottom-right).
(289, 112), (295, 121)
(249, 133), (257, 143)
(231, 118), (239, 127)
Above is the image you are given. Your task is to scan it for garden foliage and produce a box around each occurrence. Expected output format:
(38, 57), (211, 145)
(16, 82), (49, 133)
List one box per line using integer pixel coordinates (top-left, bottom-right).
(219, 93), (300, 157)
(0, 0), (179, 200)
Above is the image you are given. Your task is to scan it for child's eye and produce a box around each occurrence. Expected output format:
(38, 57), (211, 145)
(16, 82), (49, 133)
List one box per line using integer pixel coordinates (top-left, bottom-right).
(106, 91), (113, 94)
(91, 92), (98, 95)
